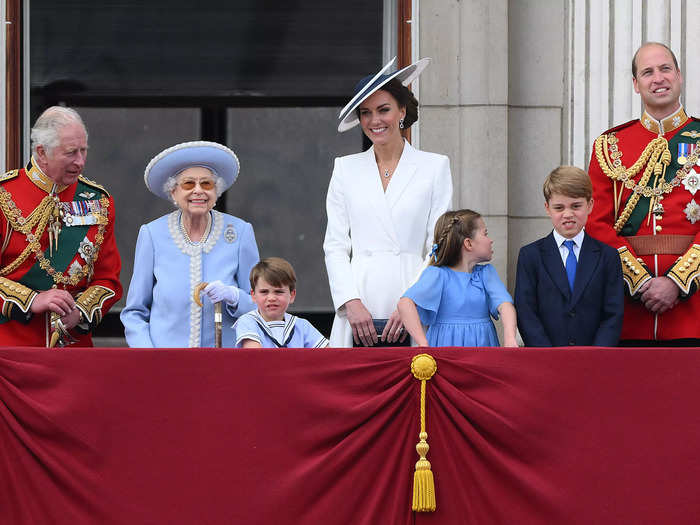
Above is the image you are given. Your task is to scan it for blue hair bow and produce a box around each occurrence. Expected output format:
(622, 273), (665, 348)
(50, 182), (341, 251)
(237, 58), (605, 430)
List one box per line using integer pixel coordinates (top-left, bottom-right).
(429, 243), (439, 262)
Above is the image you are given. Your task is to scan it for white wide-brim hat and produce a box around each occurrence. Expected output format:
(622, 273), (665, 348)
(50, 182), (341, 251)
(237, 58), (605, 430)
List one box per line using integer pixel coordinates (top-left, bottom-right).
(144, 141), (240, 200)
(337, 56), (431, 132)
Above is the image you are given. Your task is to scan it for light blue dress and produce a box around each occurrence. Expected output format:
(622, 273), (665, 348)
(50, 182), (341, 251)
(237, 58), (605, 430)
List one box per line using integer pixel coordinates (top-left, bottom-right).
(121, 210), (259, 347)
(234, 310), (328, 348)
(402, 264), (513, 347)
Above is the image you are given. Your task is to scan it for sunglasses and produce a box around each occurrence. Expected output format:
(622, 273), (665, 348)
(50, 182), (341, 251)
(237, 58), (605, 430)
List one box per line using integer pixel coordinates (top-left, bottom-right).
(179, 179), (216, 191)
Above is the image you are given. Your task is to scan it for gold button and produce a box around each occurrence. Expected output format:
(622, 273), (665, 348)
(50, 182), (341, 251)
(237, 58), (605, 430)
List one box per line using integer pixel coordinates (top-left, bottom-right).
(655, 225), (662, 232)
(692, 253), (698, 259)
(679, 267), (686, 273)
(623, 257), (629, 263)
(634, 270), (640, 275)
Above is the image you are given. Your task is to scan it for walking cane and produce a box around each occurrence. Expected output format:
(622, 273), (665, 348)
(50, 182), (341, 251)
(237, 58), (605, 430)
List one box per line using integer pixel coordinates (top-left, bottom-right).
(193, 282), (222, 348)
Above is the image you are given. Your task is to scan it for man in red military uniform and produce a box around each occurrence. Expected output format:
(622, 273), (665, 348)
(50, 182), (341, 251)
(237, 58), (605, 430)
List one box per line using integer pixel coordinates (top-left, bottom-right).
(587, 42), (699, 345)
(0, 106), (122, 346)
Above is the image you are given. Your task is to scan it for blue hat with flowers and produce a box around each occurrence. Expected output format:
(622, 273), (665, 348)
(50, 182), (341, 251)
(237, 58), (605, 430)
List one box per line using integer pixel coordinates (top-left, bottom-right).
(144, 141), (240, 200)
(337, 56), (431, 132)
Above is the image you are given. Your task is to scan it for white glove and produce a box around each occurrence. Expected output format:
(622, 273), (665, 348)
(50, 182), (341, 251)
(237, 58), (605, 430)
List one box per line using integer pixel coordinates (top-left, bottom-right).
(203, 280), (240, 307)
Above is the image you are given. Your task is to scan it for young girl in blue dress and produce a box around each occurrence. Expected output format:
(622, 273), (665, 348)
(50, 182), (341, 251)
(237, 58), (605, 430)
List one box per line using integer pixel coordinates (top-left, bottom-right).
(398, 209), (518, 347)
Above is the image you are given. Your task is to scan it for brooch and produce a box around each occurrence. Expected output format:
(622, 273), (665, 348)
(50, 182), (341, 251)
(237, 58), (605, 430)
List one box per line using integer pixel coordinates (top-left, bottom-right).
(79, 236), (95, 263)
(682, 169), (699, 196)
(224, 224), (237, 243)
(68, 260), (83, 277)
(684, 199), (700, 224)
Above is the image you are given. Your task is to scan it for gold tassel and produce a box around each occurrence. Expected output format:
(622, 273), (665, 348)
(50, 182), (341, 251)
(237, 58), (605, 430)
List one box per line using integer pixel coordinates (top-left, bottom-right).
(411, 353), (437, 512)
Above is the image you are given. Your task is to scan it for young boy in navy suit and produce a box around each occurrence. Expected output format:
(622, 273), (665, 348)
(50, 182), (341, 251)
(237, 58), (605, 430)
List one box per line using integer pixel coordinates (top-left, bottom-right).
(515, 166), (623, 347)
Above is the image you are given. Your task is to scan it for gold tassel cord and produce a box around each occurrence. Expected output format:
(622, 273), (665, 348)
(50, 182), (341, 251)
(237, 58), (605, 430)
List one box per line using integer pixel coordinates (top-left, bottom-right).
(411, 353), (437, 512)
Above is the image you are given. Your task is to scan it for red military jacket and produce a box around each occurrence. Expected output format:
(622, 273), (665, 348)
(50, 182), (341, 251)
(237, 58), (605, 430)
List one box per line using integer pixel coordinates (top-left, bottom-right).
(587, 107), (700, 341)
(0, 157), (122, 346)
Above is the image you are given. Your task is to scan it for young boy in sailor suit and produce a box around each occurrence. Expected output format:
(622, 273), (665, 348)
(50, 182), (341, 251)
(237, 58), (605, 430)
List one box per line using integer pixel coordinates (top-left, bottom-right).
(233, 257), (328, 348)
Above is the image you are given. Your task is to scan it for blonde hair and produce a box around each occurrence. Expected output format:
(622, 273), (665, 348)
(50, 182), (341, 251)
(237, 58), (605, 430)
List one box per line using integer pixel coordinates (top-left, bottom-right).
(429, 209), (482, 267)
(249, 257), (297, 292)
(543, 166), (593, 202)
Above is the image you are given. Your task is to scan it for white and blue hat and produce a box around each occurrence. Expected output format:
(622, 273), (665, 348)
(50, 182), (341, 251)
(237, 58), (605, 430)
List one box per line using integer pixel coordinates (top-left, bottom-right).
(144, 141), (240, 200)
(337, 56), (431, 133)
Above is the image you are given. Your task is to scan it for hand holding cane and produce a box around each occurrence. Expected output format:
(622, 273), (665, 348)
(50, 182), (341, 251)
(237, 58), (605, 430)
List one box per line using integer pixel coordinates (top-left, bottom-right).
(193, 282), (222, 348)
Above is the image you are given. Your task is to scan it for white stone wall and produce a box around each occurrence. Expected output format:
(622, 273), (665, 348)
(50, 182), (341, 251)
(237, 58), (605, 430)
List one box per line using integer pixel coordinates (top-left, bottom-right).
(419, 0), (511, 285)
(418, 0), (698, 296)
(567, 0), (699, 169)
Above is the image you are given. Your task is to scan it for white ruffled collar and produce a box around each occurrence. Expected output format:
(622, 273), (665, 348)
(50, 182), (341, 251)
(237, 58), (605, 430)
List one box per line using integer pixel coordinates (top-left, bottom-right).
(167, 210), (223, 256)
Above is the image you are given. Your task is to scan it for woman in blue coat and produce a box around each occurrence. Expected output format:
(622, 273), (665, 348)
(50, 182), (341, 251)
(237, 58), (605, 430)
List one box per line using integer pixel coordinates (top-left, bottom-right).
(121, 141), (259, 347)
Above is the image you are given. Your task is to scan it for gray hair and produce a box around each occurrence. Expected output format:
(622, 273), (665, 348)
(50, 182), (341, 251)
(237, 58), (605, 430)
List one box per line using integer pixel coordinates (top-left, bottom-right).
(30, 106), (88, 156)
(163, 169), (226, 206)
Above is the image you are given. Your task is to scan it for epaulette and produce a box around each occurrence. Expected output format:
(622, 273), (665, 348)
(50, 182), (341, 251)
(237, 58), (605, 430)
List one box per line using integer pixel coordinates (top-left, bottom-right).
(0, 170), (19, 184)
(600, 119), (637, 136)
(78, 175), (111, 197)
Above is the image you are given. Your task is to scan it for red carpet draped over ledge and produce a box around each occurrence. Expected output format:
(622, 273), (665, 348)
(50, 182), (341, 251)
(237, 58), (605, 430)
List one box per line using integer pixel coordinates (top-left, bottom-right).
(2, 347), (700, 524)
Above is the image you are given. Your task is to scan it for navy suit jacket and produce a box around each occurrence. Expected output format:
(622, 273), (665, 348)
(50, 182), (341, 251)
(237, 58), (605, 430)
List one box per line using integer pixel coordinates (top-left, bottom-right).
(514, 231), (624, 347)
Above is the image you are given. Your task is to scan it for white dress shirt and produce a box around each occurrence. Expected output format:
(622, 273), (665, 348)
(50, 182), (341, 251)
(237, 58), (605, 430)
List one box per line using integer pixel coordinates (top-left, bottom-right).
(552, 228), (585, 269)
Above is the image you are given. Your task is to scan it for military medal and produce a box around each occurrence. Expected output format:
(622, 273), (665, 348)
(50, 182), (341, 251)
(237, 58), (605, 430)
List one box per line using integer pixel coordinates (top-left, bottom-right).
(677, 143), (696, 165)
(59, 199), (104, 226)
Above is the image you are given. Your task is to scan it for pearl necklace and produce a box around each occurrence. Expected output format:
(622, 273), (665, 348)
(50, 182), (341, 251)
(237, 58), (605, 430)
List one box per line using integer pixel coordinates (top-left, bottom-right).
(180, 213), (212, 245)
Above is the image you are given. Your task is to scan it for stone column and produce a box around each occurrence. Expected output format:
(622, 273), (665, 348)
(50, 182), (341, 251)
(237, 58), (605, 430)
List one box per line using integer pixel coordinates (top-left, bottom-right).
(418, 0), (698, 298)
(418, 0), (510, 281)
(506, 0), (566, 288)
(566, 0), (698, 169)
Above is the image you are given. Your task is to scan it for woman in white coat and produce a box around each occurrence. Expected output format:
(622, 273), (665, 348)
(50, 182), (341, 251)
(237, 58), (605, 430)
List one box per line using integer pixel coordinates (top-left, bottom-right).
(324, 57), (453, 347)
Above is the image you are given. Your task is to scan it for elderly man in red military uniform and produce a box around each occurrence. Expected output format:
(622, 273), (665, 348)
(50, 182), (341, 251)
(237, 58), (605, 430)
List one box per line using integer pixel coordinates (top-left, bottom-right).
(0, 106), (122, 346)
(587, 42), (699, 345)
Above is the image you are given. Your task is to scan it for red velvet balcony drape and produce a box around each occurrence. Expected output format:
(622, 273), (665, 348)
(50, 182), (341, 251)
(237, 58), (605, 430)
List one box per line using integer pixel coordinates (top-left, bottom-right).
(2, 347), (700, 524)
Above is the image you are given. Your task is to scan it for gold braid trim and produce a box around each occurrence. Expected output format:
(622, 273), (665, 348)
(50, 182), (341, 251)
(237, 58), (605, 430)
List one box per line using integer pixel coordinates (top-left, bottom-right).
(667, 244), (700, 296)
(0, 193), (55, 276)
(618, 247), (652, 296)
(0, 187), (109, 286)
(0, 169), (20, 183)
(76, 285), (115, 324)
(0, 276), (37, 313)
(594, 133), (672, 232)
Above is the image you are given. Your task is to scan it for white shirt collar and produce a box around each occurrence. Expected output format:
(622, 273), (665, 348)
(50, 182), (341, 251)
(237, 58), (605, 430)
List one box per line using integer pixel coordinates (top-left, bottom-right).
(552, 228), (585, 249)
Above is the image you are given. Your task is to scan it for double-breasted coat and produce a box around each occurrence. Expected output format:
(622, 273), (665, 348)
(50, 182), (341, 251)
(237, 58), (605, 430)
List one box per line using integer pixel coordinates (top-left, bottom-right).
(323, 140), (452, 347)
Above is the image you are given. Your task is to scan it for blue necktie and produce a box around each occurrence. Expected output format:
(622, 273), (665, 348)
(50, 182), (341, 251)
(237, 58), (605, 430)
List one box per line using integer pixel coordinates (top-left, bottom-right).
(563, 240), (577, 292)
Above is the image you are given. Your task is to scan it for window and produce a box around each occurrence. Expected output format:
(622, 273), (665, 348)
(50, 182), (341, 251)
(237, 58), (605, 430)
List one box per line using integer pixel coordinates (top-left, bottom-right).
(27, 1), (384, 338)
